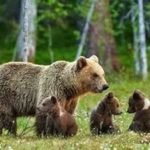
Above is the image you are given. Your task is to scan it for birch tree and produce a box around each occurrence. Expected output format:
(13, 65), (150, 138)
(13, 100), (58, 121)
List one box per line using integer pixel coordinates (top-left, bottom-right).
(138, 0), (148, 79)
(131, 3), (140, 75)
(76, 0), (97, 59)
(13, 0), (37, 62)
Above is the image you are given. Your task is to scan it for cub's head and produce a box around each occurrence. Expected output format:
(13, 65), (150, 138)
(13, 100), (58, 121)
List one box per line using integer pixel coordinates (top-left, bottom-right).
(36, 96), (60, 115)
(75, 55), (109, 93)
(104, 92), (122, 115)
(127, 90), (149, 113)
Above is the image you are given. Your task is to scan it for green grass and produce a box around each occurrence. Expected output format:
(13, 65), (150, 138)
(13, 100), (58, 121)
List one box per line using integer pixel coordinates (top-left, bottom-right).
(1, 76), (150, 149)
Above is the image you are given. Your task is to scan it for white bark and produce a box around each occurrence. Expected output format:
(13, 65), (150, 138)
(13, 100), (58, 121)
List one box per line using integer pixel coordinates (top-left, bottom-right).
(131, 5), (140, 75)
(48, 25), (54, 63)
(76, 0), (97, 59)
(14, 0), (36, 62)
(138, 0), (148, 79)
(28, 0), (37, 61)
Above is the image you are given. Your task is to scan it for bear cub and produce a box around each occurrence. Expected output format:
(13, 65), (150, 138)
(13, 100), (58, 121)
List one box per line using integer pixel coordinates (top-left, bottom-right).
(127, 90), (150, 132)
(90, 92), (122, 135)
(36, 96), (78, 137)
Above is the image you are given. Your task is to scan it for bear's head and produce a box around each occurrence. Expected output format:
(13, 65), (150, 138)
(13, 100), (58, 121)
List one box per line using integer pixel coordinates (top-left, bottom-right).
(127, 90), (150, 113)
(104, 92), (122, 115)
(75, 55), (109, 93)
(36, 96), (60, 115)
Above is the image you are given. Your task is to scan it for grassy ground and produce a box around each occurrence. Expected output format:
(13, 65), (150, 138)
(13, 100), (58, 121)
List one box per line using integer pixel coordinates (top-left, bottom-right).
(1, 75), (150, 150)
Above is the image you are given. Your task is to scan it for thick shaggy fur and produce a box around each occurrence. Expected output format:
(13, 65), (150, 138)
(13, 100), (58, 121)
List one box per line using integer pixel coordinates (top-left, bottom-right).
(0, 104), (16, 135)
(36, 96), (78, 137)
(90, 92), (122, 134)
(127, 90), (150, 132)
(0, 55), (108, 135)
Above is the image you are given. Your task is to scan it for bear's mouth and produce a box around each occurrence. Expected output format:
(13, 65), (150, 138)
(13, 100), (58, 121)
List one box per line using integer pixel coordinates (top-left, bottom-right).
(92, 88), (104, 93)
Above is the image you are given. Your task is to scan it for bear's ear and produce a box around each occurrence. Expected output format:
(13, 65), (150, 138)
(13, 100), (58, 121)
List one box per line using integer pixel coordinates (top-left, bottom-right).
(89, 55), (99, 63)
(51, 96), (57, 104)
(107, 92), (114, 99)
(76, 56), (87, 71)
(133, 90), (143, 100)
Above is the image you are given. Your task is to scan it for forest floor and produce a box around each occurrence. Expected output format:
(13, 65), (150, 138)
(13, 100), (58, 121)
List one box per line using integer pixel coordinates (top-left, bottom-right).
(0, 74), (150, 150)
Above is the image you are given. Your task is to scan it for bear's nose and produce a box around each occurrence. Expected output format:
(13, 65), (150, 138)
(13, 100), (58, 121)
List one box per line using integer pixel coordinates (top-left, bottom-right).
(102, 84), (109, 90)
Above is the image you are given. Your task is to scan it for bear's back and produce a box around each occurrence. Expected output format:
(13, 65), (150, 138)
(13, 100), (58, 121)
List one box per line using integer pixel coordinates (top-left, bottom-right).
(0, 62), (43, 116)
(0, 62), (43, 79)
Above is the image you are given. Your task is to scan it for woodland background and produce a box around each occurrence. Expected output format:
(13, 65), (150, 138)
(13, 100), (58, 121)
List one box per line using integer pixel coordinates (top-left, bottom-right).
(0, 0), (150, 149)
(0, 0), (150, 79)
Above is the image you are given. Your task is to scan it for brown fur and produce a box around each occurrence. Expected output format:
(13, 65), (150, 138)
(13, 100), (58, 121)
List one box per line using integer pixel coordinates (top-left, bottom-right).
(90, 92), (122, 134)
(0, 55), (108, 135)
(127, 90), (150, 132)
(36, 96), (78, 137)
(0, 105), (16, 135)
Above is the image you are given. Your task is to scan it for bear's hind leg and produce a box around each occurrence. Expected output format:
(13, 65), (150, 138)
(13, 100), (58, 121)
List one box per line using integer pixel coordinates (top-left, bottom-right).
(0, 111), (6, 135)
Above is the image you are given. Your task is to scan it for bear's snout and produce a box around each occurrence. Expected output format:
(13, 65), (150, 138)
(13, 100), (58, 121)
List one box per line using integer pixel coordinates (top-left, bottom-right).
(94, 84), (109, 93)
(36, 106), (47, 113)
(102, 84), (109, 91)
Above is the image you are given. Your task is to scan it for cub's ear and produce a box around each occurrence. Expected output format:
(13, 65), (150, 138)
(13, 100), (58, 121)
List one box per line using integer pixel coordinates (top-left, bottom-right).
(76, 56), (87, 71)
(133, 90), (143, 100)
(89, 55), (99, 63)
(51, 96), (57, 104)
(107, 92), (114, 99)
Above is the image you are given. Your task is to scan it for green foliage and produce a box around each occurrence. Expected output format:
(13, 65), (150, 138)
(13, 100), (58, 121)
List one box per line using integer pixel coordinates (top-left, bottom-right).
(0, 0), (150, 71)
(110, 0), (150, 50)
(35, 0), (83, 62)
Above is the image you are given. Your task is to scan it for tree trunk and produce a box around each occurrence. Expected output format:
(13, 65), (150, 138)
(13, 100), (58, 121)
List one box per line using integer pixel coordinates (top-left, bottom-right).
(13, 0), (37, 62)
(76, 0), (96, 59)
(138, 0), (148, 79)
(131, 4), (140, 75)
(86, 0), (119, 72)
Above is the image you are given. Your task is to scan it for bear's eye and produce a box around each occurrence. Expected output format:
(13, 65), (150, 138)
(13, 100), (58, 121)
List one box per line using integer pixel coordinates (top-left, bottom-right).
(92, 73), (99, 78)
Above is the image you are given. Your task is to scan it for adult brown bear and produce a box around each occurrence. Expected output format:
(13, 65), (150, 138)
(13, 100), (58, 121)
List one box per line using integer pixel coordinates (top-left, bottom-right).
(0, 55), (108, 135)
